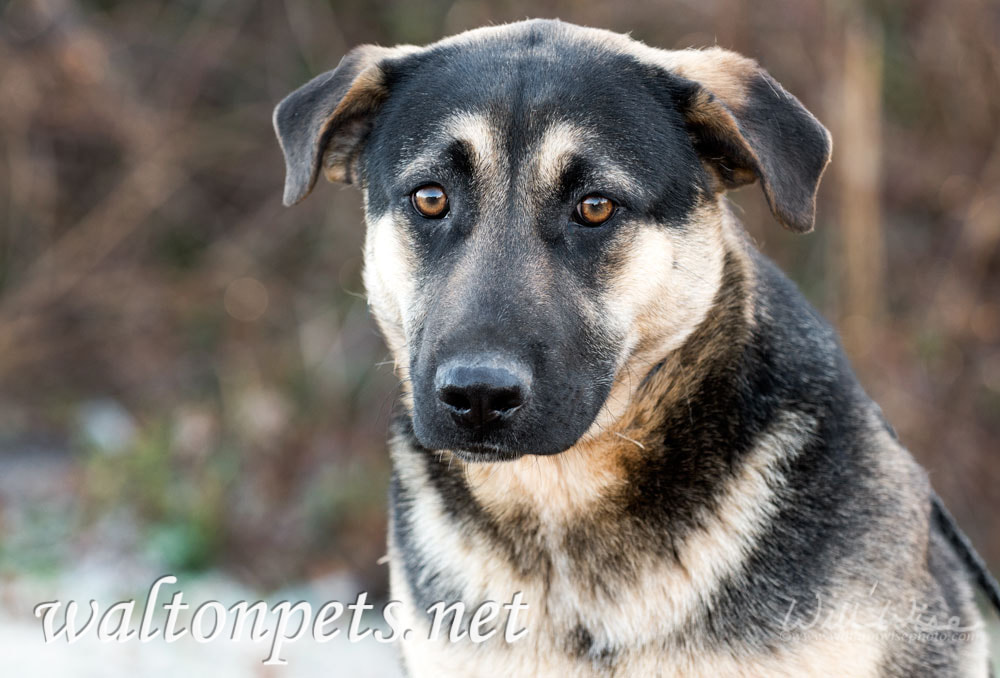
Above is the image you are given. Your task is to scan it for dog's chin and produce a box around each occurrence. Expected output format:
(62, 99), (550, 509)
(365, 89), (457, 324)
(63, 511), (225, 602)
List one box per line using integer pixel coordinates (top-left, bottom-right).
(409, 391), (608, 461)
(448, 445), (525, 463)
(411, 421), (584, 463)
(415, 434), (569, 463)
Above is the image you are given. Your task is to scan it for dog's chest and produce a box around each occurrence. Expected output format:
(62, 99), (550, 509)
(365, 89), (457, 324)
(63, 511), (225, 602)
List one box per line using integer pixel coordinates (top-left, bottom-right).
(387, 519), (654, 677)
(387, 453), (668, 674)
(386, 450), (885, 678)
(388, 538), (884, 678)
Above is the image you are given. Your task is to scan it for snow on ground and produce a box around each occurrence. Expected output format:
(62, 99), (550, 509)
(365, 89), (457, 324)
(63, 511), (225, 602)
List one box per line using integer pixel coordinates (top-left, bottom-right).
(0, 446), (403, 677)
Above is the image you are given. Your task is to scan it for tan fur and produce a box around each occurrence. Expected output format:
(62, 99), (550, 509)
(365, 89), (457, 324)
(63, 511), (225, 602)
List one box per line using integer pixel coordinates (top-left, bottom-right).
(390, 410), (897, 678)
(634, 46), (756, 110)
(394, 633), (885, 678)
(532, 121), (586, 191)
(362, 210), (419, 402)
(565, 28), (756, 109)
(389, 436), (534, 608)
(461, 438), (631, 523)
(581, 205), (758, 459)
(319, 45), (422, 184)
(683, 89), (762, 190)
(582, 204), (729, 443)
(445, 112), (506, 188)
(529, 122), (642, 202)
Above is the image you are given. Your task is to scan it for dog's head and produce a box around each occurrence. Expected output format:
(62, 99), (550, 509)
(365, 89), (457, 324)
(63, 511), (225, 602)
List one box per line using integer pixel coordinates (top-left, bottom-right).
(274, 20), (830, 461)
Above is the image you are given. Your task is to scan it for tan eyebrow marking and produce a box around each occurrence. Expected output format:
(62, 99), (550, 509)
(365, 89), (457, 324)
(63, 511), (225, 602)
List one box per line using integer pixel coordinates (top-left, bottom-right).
(533, 121), (587, 189)
(443, 112), (503, 186)
(530, 121), (645, 200)
(399, 111), (505, 189)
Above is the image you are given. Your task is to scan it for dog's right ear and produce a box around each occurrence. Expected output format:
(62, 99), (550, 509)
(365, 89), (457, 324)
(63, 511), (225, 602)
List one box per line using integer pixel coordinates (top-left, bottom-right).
(273, 44), (418, 206)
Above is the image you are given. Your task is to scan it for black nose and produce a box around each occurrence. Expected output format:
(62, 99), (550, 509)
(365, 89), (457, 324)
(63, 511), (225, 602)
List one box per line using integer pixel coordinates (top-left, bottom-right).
(435, 358), (531, 430)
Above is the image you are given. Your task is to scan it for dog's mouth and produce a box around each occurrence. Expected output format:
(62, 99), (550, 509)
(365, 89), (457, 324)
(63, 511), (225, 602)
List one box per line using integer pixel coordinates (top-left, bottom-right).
(447, 444), (525, 464)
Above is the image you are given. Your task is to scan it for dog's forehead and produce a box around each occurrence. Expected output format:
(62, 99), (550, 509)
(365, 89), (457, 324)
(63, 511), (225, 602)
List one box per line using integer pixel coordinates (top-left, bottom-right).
(390, 48), (646, 152)
(377, 33), (688, 188)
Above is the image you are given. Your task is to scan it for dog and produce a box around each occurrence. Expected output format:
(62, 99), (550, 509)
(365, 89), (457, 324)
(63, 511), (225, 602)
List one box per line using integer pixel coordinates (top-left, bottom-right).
(274, 19), (999, 677)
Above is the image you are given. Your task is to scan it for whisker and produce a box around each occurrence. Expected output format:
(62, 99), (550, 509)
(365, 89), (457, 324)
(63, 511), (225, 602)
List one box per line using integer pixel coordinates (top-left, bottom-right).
(614, 431), (646, 450)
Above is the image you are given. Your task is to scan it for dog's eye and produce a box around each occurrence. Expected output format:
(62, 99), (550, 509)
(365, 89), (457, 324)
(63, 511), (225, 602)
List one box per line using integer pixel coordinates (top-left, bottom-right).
(411, 184), (449, 218)
(574, 195), (616, 226)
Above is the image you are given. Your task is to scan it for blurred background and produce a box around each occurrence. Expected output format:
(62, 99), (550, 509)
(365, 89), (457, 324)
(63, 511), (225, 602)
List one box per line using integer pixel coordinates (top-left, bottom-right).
(0, 0), (998, 673)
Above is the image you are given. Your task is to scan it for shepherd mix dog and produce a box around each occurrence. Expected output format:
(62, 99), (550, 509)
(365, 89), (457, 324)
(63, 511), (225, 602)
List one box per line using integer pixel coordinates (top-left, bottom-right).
(273, 19), (999, 677)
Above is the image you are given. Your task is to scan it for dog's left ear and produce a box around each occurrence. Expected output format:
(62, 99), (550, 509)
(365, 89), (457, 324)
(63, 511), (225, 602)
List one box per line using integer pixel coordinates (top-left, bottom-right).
(665, 47), (832, 232)
(273, 44), (418, 206)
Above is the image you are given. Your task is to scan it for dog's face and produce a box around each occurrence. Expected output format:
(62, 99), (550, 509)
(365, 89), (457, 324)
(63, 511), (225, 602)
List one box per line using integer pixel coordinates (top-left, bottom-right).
(274, 20), (830, 461)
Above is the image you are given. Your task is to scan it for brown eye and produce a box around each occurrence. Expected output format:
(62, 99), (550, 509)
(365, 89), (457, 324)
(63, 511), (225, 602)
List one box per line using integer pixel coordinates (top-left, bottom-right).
(412, 184), (449, 218)
(575, 195), (615, 226)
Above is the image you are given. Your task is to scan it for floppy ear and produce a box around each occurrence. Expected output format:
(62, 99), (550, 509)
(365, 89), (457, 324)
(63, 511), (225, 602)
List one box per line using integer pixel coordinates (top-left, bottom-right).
(273, 44), (418, 206)
(666, 47), (832, 232)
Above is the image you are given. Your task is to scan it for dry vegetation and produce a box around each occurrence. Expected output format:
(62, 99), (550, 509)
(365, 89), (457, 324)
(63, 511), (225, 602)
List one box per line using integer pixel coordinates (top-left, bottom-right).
(0, 0), (997, 588)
